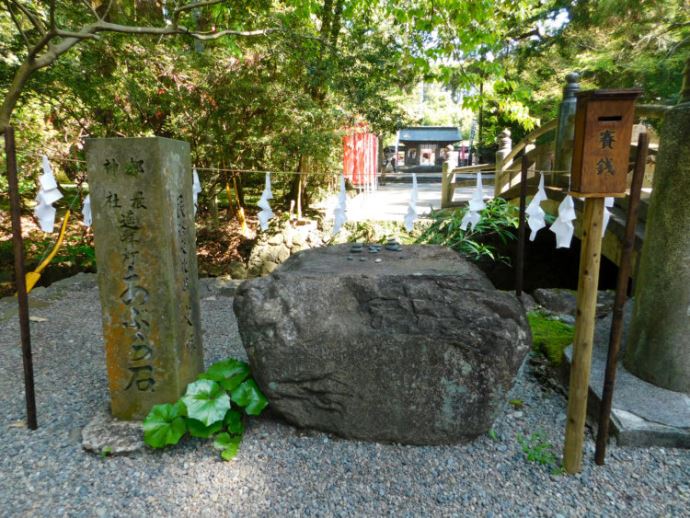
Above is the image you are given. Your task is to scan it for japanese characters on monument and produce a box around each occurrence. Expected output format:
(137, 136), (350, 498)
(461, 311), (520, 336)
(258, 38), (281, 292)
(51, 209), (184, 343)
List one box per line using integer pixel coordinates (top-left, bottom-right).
(86, 138), (204, 420)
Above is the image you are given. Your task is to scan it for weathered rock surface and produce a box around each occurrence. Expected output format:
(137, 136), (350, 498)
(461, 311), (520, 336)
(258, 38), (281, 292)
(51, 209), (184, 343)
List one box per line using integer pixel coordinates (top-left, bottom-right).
(234, 245), (531, 444)
(247, 219), (323, 276)
(82, 410), (144, 455)
(533, 288), (615, 318)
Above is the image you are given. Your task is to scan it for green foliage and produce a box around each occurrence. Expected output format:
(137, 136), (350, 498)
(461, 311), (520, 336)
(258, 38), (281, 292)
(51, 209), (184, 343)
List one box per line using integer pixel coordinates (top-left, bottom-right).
(3, 0), (685, 233)
(199, 358), (250, 391)
(224, 410), (245, 435)
(416, 198), (519, 263)
(516, 431), (564, 475)
(186, 419), (224, 439)
(99, 446), (113, 459)
(527, 311), (575, 365)
(143, 358), (268, 461)
(502, 0), (689, 138)
(230, 379), (269, 416)
(213, 432), (243, 461)
(181, 379), (232, 427)
(509, 399), (524, 410)
(142, 401), (187, 448)
(47, 239), (96, 270)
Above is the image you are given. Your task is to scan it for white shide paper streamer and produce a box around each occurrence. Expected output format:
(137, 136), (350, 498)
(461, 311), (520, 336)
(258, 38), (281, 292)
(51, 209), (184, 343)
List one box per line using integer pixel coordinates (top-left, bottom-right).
(403, 173), (418, 232)
(82, 194), (92, 227)
(601, 197), (614, 237)
(549, 195), (576, 248)
(333, 175), (347, 234)
(257, 172), (274, 231)
(34, 154), (63, 232)
(460, 172), (486, 231)
(525, 173), (547, 241)
(192, 167), (202, 215)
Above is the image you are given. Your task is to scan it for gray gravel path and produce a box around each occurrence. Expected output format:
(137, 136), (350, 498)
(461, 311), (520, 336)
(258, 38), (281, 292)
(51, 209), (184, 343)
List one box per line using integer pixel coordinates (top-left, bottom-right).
(1, 274), (688, 517)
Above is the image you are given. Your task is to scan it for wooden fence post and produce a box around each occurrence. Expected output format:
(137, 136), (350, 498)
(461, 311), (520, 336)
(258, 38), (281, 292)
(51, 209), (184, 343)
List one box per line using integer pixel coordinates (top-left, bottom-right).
(594, 132), (649, 465)
(441, 153), (459, 208)
(494, 128), (512, 196)
(555, 73), (580, 174)
(441, 161), (450, 208)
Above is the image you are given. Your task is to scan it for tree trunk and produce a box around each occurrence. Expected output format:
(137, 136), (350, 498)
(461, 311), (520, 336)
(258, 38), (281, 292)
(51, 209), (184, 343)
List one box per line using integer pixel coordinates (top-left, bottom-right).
(288, 155), (309, 218)
(208, 190), (219, 229)
(624, 71), (690, 394)
(0, 62), (34, 131)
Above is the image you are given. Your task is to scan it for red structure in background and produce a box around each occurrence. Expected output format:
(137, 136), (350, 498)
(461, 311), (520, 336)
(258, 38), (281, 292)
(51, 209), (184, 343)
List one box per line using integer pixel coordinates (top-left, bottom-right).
(343, 129), (378, 188)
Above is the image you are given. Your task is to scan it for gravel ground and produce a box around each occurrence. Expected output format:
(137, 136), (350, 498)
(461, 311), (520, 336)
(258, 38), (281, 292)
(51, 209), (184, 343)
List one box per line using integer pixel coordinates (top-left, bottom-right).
(1, 274), (688, 517)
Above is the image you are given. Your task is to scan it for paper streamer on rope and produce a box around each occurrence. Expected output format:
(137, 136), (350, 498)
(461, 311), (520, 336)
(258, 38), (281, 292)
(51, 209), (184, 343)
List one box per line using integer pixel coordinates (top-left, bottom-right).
(34, 154), (63, 232)
(549, 195), (576, 248)
(333, 175), (347, 234)
(257, 172), (274, 231)
(460, 172), (486, 231)
(82, 195), (92, 227)
(404, 173), (419, 232)
(525, 173), (547, 241)
(192, 167), (202, 215)
(601, 197), (614, 237)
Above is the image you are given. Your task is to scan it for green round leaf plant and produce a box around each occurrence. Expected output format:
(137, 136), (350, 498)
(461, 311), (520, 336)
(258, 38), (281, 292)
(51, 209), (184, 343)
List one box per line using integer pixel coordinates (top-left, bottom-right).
(199, 358), (251, 392)
(231, 379), (269, 416)
(143, 401), (187, 448)
(182, 379), (232, 426)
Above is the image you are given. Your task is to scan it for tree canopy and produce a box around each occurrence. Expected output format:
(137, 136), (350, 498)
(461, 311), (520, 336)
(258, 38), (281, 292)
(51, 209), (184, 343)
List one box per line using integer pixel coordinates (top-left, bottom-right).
(1, 0), (688, 202)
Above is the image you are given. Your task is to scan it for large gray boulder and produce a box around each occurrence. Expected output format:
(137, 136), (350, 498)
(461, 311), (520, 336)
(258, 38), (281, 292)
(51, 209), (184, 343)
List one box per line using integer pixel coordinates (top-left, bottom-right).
(233, 245), (530, 444)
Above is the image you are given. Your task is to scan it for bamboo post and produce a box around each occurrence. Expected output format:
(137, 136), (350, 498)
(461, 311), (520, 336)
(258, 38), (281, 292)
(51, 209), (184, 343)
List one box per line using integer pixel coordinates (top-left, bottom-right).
(564, 196), (605, 473)
(494, 129), (512, 196)
(594, 132), (650, 464)
(555, 73), (580, 174)
(515, 155), (530, 298)
(441, 161), (451, 208)
(5, 126), (38, 430)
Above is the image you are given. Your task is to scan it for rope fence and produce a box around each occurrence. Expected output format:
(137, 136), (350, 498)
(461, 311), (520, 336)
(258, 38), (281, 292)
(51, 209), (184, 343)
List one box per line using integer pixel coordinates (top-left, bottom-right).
(22, 154), (345, 177)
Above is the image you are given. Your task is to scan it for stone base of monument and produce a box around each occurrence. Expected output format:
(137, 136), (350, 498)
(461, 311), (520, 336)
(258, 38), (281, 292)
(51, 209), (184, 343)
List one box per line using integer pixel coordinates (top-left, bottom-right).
(82, 410), (144, 455)
(234, 244), (531, 445)
(562, 303), (690, 449)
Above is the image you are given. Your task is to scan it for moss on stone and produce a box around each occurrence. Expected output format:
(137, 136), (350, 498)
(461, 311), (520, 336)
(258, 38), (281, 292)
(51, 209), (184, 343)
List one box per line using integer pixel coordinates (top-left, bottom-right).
(527, 311), (574, 365)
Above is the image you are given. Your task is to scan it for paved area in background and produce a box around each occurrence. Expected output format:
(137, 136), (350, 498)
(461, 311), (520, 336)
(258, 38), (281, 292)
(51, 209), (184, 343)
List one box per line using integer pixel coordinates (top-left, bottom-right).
(343, 180), (494, 222)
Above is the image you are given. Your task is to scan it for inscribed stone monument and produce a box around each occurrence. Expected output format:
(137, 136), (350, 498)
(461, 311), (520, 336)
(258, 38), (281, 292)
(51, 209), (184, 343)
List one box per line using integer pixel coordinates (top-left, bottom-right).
(86, 137), (204, 420)
(234, 245), (530, 444)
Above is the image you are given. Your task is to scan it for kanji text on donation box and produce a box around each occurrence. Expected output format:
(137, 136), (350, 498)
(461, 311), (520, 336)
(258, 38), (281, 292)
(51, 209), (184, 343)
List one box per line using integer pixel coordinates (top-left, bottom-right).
(570, 89), (642, 197)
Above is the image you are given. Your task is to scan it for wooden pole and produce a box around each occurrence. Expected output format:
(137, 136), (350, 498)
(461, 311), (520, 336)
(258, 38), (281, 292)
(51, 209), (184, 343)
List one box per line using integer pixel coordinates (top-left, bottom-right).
(594, 132), (649, 464)
(515, 155), (530, 298)
(563, 196), (606, 473)
(4, 126), (38, 430)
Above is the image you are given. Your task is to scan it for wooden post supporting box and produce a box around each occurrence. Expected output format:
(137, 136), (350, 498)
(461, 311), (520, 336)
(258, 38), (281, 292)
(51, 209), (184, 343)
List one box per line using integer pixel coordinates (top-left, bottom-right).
(563, 87), (644, 474)
(570, 89), (641, 197)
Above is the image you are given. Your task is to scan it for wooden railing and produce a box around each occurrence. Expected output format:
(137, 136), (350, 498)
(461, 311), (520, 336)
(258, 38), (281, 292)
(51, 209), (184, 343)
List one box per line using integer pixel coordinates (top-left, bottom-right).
(493, 119), (558, 196)
(441, 163), (490, 208)
(439, 97), (669, 208)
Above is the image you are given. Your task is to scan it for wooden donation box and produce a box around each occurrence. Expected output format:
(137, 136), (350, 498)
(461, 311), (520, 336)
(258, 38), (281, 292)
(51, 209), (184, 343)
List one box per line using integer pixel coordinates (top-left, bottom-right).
(570, 89), (641, 197)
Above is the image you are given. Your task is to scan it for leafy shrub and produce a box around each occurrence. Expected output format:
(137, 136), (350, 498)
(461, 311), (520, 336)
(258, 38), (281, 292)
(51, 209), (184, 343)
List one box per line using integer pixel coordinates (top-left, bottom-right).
(143, 358), (268, 461)
(415, 198), (518, 263)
